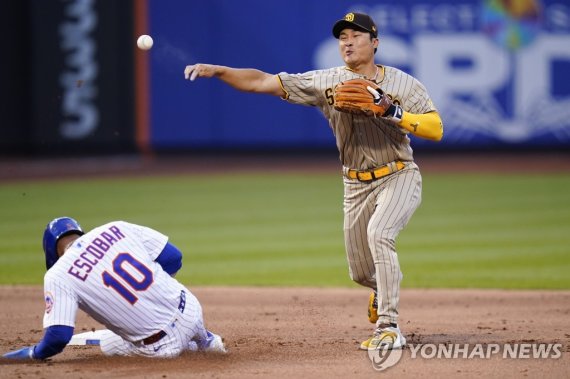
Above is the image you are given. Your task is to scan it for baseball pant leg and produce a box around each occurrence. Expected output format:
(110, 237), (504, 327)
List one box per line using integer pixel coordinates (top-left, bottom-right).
(99, 330), (133, 356)
(146, 289), (208, 357)
(99, 290), (208, 358)
(367, 165), (422, 325)
(343, 178), (378, 289)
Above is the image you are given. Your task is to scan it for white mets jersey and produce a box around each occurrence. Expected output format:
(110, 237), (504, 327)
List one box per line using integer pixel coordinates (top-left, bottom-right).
(43, 221), (186, 342)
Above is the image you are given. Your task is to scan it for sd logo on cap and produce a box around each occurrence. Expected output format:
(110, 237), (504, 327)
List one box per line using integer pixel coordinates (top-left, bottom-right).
(332, 12), (378, 39)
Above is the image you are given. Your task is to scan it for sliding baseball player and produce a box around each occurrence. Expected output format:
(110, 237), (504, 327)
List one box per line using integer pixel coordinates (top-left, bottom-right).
(3, 217), (226, 359)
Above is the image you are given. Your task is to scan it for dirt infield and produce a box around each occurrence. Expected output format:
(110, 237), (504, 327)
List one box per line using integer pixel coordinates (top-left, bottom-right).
(1, 153), (568, 377)
(0, 286), (568, 378)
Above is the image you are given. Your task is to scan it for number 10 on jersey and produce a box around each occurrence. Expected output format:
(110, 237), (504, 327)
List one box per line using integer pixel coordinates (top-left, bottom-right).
(102, 253), (153, 305)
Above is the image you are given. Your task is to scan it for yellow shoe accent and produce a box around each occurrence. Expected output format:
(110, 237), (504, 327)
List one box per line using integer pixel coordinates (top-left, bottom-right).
(368, 291), (378, 324)
(359, 327), (405, 350)
(360, 335), (374, 350)
(368, 331), (398, 349)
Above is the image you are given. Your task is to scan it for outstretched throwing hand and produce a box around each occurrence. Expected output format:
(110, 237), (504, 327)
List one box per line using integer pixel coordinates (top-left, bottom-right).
(184, 64), (220, 81)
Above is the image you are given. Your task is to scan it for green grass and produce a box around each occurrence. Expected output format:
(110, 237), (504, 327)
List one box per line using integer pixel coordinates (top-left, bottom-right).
(0, 172), (568, 289)
(399, 174), (570, 289)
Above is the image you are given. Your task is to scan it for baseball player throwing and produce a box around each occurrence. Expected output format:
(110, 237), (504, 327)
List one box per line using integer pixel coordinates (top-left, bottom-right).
(184, 12), (443, 350)
(3, 217), (226, 360)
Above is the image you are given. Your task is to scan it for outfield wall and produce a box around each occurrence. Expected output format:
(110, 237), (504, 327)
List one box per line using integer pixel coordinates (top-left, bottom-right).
(0, 0), (136, 155)
(1, 0), (569, 155)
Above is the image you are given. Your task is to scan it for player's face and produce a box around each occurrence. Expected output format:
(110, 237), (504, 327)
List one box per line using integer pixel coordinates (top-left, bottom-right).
(338, 29), (377, 67)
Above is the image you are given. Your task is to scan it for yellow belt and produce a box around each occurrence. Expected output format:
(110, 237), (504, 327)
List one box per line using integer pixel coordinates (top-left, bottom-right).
(346, 161), (406, 182)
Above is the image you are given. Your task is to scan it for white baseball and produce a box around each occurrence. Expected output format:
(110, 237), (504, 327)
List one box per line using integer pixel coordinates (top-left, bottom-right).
(137, 34), (153, 50)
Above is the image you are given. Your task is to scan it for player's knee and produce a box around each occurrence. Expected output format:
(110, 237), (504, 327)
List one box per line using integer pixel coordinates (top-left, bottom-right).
(345, 247), (375, 287)
(99, 330), (129, 356)
(367, 227), (395, 251)
(349, 269), (374, 288)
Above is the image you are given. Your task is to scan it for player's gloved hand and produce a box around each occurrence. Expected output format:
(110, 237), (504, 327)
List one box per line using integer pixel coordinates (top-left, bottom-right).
(366, 85), (403, 123)
(334, 78), (401, 120)
(3, 346), (36, 360)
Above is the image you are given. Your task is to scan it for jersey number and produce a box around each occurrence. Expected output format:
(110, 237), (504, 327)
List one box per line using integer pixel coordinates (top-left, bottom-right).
(325, 88), (334, 105)
(102, 253), (153, 305)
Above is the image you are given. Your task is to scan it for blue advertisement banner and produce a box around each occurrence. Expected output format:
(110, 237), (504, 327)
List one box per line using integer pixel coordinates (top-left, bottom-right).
(148, 0), (570, 150)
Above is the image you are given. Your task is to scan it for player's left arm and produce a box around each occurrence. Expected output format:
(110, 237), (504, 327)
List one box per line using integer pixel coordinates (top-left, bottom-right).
(3, 325), (74, 360)
(380, 78), (443, 141)
(390, 109), (444, 141)
(155, 242), (183, 276)
(127, 222), (181, 276)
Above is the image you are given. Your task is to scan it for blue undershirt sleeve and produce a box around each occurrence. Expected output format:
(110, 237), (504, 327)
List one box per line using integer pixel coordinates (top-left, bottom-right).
(155, 242), (183, 276)
(33, 325), (73, 359)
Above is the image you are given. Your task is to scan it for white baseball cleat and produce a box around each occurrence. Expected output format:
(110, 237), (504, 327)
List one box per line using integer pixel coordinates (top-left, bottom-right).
(360, 324), (406, 350)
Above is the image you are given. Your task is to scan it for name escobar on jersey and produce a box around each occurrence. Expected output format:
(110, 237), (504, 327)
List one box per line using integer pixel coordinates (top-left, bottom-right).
(66, 225), (126, 281)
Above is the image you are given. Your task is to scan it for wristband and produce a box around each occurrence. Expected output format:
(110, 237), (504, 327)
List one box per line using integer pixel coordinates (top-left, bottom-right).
(382, 104), (403, 123)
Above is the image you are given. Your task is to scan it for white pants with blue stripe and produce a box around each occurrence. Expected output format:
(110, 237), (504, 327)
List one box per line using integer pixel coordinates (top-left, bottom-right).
(99, 289), (208, 358)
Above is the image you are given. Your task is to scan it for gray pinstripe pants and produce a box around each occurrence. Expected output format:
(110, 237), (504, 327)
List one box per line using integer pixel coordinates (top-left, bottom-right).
(343, 162), (422, 325)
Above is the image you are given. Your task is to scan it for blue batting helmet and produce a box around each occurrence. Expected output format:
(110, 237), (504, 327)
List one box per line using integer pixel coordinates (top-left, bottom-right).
(42, 217), (84, 270)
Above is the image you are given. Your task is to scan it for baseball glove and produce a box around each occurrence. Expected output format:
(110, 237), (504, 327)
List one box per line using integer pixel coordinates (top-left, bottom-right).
(333, 78), (393, 118)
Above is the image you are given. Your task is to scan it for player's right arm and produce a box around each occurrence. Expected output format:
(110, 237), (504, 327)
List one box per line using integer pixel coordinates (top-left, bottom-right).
(184, 64), (286, 97)
(3, 274), (77, 360)
(2, 325), (74, 360)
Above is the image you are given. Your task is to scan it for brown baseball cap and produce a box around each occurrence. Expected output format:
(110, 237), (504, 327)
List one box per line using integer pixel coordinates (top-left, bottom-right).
(332, 12), (378, 38)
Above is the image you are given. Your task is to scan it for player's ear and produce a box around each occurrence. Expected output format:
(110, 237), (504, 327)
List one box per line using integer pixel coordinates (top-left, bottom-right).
(56, 238), (67, 257)
(56, 234), (79, 257)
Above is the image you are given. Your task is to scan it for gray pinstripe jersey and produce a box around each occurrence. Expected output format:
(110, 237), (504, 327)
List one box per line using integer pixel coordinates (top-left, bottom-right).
(279, 65), (433, 325)
(278, 65), (436, 169)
